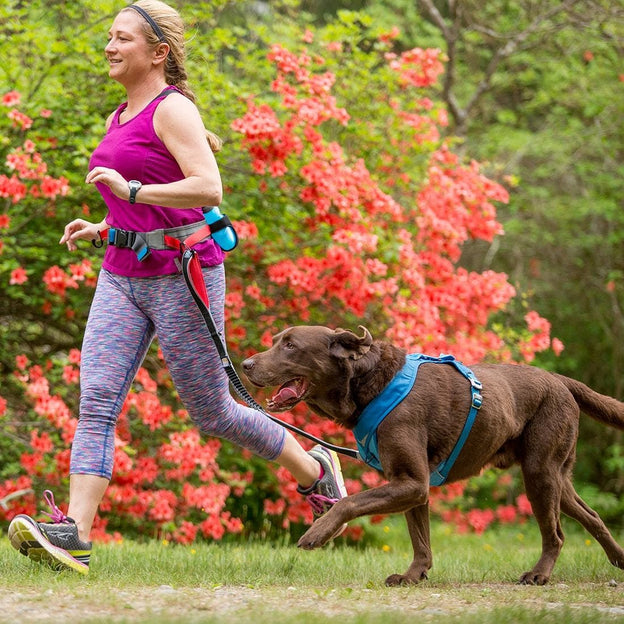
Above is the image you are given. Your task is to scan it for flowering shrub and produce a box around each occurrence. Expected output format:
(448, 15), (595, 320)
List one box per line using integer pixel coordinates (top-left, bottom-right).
(0, 21), (561, 544)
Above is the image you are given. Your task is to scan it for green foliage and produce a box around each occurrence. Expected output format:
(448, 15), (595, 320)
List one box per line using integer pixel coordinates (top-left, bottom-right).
(2, 0), (623, 541)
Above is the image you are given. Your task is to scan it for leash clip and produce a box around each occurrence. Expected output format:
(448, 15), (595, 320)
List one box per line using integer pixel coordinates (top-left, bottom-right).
(91, 230), (104, 249)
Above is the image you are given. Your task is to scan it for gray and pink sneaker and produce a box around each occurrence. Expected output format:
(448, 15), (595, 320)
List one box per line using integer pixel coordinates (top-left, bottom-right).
(297, 445), (348, 534)
(8, 490), (91, 575)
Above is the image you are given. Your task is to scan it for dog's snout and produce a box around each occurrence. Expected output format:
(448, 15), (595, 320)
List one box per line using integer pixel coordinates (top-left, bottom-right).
(241, 357), (255, 372)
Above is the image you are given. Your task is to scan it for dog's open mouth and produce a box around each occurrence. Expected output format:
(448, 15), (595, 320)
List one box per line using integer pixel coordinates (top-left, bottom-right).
(267, 377), (309, 411)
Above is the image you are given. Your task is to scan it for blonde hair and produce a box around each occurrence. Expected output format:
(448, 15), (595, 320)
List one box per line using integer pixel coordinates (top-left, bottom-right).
(122, 0), (222, 152)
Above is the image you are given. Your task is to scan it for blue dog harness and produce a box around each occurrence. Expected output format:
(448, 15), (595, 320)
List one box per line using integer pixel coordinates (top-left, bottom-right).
(352, 353), (483, 486)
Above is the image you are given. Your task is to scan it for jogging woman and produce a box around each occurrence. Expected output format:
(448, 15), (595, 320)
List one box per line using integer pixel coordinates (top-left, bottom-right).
(8, 0), (346, 574)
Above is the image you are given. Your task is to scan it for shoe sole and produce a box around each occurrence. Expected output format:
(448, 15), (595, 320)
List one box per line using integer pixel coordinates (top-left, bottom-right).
(8, 515), (89, 575)
(323, 449), (348, 498)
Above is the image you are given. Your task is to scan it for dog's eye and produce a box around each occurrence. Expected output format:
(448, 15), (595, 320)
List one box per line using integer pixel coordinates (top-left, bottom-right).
(284, 341), (296, 350)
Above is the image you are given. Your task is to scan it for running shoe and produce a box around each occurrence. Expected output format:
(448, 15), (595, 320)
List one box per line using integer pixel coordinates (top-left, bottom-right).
(297, 445), (348, 535)
(8, 490), (91, 574)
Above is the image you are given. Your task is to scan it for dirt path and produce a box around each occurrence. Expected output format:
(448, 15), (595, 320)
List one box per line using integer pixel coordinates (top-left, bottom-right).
(3, 583), (624, 623)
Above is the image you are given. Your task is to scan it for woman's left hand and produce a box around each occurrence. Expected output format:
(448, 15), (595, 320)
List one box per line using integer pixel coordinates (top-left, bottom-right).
(86, 166), (129, 201)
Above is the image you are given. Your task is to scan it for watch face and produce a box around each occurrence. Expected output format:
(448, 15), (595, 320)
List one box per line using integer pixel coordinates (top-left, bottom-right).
(129, 180), (141, 203)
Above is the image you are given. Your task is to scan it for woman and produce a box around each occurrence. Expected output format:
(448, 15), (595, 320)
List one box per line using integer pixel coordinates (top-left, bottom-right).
(8, 0), (346, 574)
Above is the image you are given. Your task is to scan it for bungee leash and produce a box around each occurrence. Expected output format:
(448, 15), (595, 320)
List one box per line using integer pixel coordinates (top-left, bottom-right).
(179, 248), (361, 461)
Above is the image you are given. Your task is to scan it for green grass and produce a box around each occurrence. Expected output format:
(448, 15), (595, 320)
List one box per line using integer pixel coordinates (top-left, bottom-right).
(1, 520), (624, 623)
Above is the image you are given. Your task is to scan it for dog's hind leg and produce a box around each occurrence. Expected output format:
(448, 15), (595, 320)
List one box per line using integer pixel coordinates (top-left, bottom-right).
(560, 478), (624, 570)
(519, 468), (565, 585)
(518, 435), (568, 587)
(516, 394), (583, 585)
(385, 503), (432, 586)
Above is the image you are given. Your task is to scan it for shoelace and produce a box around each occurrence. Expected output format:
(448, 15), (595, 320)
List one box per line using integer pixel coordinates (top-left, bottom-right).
(41, 489), (70, 524)
(306, 493), (339, 515)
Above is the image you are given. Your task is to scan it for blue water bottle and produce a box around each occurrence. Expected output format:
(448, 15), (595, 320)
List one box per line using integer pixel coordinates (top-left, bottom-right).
(202, 206), (238, 252)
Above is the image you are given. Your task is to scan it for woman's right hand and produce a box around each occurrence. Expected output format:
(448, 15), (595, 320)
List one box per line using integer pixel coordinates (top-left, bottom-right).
(59, 219), (103, 252)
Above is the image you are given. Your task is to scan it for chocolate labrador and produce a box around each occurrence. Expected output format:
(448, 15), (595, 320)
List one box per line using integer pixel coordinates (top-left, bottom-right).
(242, 325), (624, 586)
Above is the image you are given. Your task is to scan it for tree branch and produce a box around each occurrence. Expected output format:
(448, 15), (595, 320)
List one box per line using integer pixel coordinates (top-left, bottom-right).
(420, 0), (582, 134)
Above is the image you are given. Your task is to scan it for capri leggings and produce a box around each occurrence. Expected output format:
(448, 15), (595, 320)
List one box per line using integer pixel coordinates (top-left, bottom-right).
(70, 265), (286, 480)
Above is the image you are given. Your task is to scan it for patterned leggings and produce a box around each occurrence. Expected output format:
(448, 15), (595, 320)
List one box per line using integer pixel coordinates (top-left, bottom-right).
(70, 266), (286, 480)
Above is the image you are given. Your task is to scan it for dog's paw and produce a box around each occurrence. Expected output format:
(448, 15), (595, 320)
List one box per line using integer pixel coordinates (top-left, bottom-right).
(297, 532), (326, 550)
(297, 526), (331, 550)
(297, 521), (339, 550)
(519, 571), (550, 586)
(298, 513), (347, 550)
(385, 573), (423, 587)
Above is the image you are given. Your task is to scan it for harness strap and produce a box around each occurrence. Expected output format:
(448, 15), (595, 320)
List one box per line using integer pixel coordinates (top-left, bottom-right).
(429, 363), (482, 486)
(354, 353), (483, 485)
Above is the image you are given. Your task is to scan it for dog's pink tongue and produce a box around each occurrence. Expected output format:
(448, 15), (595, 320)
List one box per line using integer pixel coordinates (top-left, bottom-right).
(275, 385), (298, 402)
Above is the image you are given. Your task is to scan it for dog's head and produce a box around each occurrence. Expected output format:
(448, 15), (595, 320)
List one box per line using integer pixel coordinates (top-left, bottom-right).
(242, 325), (375, 425)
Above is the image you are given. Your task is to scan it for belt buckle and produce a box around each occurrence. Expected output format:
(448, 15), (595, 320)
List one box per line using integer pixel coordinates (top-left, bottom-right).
(109, 228), (134, 248)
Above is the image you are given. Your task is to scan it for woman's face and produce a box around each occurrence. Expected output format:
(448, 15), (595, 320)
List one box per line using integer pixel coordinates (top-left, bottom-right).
(104, 10), (157, 85)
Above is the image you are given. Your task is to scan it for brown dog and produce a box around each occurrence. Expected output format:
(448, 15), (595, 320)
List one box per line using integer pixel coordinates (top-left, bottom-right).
(242, 325), (624, 586)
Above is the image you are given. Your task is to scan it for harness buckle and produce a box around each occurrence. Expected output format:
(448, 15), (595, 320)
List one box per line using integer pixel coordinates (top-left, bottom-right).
(470, 377), (482, 391)
(471, 392), (483, 410)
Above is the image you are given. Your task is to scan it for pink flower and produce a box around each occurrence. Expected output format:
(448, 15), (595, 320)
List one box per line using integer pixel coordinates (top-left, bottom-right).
(466, 508), (495, 534)
(9, 267), (27, 285)
(8, 109), (33, 130)
(516, 494), (533, 516)
(551, 338), (564, 356)
(496, 505), (517, 524)
(2, 91), (21, 107)
(68, 349), (81, 365)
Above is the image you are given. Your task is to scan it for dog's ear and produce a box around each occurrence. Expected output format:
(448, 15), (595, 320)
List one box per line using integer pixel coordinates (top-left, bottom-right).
(329, 326), (373, 360)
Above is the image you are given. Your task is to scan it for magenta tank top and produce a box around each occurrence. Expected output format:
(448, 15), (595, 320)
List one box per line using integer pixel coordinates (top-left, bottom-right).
(89, 88), (224, 277)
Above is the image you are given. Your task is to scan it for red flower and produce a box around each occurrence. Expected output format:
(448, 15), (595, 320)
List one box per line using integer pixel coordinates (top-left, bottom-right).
(264, 498), (286, 515)
(173, 521), (198, 545)
(466, 508), (495, 534)
(8, 109), (33, 130)
(496, 505), (517, 524)
(9, 267), (27, 285)
(516, 494), (533, 516)
(2, 90), (21, 107)
(200, 514), (225, 540)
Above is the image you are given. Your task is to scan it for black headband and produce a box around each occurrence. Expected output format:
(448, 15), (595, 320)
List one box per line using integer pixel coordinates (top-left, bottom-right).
(127, 4), (167, 43)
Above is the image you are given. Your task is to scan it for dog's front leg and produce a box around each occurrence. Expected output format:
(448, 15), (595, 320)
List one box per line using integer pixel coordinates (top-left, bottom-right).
(385, 503), (432, 586)
(298, 478), (428, 550)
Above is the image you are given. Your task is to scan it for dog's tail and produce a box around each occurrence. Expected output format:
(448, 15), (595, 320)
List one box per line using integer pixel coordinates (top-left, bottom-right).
(554, 374), (624, 430)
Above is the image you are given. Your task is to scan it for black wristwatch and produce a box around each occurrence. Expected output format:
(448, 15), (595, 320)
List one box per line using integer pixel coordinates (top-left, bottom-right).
(128, 180), (142, 204)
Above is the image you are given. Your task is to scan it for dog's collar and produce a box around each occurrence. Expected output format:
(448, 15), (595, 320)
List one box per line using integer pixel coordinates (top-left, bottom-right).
(353, 353), (483, 486)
